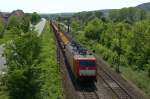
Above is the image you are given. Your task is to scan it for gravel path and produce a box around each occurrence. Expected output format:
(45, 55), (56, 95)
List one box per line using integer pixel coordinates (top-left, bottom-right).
(0, 44), (6, 75)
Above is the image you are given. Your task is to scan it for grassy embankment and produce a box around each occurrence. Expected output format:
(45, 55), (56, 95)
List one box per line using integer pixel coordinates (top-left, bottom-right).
(39, 22), (64, 99)
(0, 30), (15, 44)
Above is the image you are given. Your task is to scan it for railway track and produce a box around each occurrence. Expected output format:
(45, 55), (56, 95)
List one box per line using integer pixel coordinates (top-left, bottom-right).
(76, 82), (100, 99)
(97, 69), (133, 99)
(78, 90), (99, 99)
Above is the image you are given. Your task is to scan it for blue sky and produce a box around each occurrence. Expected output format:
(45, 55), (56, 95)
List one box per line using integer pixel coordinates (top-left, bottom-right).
(0, 0), (150, 13)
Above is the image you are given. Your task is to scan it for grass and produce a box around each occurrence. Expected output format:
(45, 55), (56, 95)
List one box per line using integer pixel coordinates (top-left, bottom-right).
(0, 30), (13, 44)
(0, 82), (8, 99)
(121, 66), (150, 97)
(39, 22), (64, 99)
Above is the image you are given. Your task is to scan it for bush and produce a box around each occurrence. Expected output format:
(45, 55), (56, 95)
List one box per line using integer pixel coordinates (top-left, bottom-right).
(39, 23), (63, 99)
(31, 12), (41, 24)
(5, 32), (42, 99)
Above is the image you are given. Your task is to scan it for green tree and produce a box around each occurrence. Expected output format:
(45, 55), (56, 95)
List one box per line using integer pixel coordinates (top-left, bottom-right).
(127, 17), (150, 71)
(21, 15), (30, 32)
(109, 7), (147, 23)
(31, 12), (41, 24)
(84, 18), (105, 42)
(0, 17), (4, 37)
(7, 16), (22, 30)
(7, 67), (41, 99)
(5, 32), (42, 99)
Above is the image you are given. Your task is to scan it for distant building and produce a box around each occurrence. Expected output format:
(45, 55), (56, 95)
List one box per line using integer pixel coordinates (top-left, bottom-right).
(0, 12), (9, 23)
(0, 10), (24, 22)
(10, 10), (24, 17)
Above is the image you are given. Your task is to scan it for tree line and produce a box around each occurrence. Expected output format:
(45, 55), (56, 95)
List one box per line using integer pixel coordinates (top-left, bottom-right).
(0, 12), (44, 99)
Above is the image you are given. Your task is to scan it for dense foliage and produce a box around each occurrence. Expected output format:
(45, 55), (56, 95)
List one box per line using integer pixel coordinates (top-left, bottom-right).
(7, 16), (21, 30)
(109, 7), (147, 23)
(0, 13), (63, 99)
(7, 15), (30, 34)
(4, 13), (42, 99)
(39, 23), (63, 99)
(5, 32), (42, 99)
(0, 17), (5, 37)
(31, 12), (41, 24)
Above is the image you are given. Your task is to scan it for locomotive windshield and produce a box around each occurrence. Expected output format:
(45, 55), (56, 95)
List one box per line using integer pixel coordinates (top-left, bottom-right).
(79, 60), (95, 67)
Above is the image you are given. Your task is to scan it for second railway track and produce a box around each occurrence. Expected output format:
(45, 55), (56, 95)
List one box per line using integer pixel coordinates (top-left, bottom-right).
(97, 67), (133, 99)
(78, 89), (99, 99)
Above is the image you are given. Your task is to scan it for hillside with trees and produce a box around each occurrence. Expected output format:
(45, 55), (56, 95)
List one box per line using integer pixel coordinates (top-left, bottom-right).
(136, 2), (150, 11)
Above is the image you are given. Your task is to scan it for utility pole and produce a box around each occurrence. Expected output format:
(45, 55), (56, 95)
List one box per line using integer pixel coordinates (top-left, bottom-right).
(67, 18), (71, 33)
(58, 16), (61, 31)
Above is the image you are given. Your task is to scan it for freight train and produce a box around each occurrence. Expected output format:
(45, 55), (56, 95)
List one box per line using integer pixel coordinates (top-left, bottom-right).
(51, 21), (97, 81)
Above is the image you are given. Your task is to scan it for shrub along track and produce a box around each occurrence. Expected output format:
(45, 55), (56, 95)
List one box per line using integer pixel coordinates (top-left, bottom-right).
(51, 22), (148, 99)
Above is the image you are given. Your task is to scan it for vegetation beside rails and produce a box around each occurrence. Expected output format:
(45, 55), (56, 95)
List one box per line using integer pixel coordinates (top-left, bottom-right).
(122, 67), (150, 96)
(0, 22), (64, 99)
(39, 23), (64, 99)
(0, 13), (63, 98)
(0, 29), (18, 44)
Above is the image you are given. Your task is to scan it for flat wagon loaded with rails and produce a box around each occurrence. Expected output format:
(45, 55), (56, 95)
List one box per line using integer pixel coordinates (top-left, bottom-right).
(51, 21), (97, 81)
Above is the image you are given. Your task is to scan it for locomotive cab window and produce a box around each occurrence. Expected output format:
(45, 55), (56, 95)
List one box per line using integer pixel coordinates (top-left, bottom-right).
(79, 60), (95, 67)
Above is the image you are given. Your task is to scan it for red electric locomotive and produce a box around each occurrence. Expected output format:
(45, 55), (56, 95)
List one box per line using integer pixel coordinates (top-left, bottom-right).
(65, 42), (97, 81)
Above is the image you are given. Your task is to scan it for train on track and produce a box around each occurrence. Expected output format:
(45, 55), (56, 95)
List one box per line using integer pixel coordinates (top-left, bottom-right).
(51, 21), (97, 81)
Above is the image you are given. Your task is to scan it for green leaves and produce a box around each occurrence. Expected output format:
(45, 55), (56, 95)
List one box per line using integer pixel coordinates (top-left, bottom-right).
(7, 15), (30, 35)
(31, 12), (41, 25)
(0, 17), (5, 38)
(5, 32), (42, 99)
(109, 7), (148, 23)
(0, 17), (4, 33)
(84, 18), (105, 41)
(128, 18), (150, 70)
(7, 16), (22, 30)
(39, 23), (63, 99)
(7, 66), (42, 99)
(6, 32), (41, 67)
